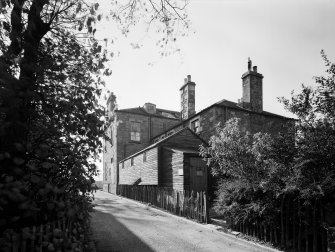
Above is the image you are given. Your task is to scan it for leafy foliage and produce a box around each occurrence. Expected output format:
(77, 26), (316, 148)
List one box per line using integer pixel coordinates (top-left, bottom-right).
(200, 51), (335, 229)
(200, 118), (291, 223)
(278, 51), (335, 204)
(0, 1), (107, 234)
(0, 0), (189, 242)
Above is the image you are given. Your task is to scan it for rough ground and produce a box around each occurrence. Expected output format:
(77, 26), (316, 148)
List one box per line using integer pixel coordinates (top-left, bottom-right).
(91, 190), (277, 252)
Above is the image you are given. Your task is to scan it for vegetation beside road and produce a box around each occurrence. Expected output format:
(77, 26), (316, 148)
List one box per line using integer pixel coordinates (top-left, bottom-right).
(200, 52), (335, 251)
(0, 0), (188, 250)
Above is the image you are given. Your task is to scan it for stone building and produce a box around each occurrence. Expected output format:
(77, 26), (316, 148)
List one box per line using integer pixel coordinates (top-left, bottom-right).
(103, 96), (181, 193)
(103, 59), (294, 193)
(153, 58), (294, 144)
(118, 127), (208, 192)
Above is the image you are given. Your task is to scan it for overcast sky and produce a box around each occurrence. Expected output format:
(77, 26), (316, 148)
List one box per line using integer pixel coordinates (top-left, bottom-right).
(99, 0), (335, 118)
(95, 0), (335, 179)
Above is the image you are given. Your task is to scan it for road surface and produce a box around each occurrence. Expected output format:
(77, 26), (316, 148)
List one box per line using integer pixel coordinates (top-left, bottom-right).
(91, 190), (275, 252)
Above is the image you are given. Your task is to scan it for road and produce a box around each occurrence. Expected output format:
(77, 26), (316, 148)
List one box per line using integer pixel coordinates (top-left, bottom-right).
(91, 190), (275, 252)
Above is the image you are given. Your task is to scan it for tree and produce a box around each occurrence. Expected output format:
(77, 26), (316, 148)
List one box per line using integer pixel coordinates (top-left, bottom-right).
(199, 118), (291, 223)
(0, 0), (189, 233)
(200, 53), (335, 250)
(279, 51), (335, 204)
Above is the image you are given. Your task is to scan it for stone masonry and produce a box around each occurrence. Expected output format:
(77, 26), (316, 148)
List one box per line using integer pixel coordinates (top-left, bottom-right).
(103, 59), (295, 193)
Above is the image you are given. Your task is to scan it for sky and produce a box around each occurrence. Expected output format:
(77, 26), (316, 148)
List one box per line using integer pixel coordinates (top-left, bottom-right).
(100, 0), (335, 118)
(94, 0), (335, 179)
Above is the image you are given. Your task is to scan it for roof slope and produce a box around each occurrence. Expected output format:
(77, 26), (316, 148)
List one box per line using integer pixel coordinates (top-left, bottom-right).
(215, 99), (294, 119)
(116, 107), (181, 120)
(119, 127), (206, 162)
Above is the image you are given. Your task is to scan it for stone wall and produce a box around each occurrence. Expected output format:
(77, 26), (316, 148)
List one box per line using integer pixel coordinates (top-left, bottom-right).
(102, 123), (118, 193)
(195, 106), (293, 143)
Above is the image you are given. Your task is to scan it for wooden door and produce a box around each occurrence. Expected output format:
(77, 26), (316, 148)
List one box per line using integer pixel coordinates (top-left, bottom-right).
(189, 157), (207, 192)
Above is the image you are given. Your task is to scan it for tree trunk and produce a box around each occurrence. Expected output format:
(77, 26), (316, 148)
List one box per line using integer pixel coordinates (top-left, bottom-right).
(286, 196), (290, 248)
(298, 199), (302, 252)
(313, 200), (317, 252)
(293, 199), (297, 252)
(281, 195), (285, 248)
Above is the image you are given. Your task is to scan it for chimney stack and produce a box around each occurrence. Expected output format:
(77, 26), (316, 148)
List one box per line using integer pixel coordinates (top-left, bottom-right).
(106, 92), (117, 120)
(241, 58), (263, 112)
(107, 92), (117, 112)
(143, 103), (156, 114)
(180, 75), (196, 120)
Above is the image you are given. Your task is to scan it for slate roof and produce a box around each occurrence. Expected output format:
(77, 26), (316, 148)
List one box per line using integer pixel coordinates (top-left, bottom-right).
(150, 98), (295, 141)
(191, 98), (294, 121)
(116, 107), (181, 120)
(119, 127), (206, 163)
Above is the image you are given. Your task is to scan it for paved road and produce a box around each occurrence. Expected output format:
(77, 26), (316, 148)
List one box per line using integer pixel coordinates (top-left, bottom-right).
(91, 190), (273, 252)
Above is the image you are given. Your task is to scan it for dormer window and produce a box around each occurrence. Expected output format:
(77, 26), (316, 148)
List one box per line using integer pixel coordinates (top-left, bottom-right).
(191, 119), (200, 133)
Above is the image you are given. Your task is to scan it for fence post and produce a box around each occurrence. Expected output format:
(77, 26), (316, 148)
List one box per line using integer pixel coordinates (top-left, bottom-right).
(204, 191), (209, 224)
(327, 227), (335, 252)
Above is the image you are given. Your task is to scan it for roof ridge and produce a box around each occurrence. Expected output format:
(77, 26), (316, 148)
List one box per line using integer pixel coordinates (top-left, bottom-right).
(118, 127), (205, 163)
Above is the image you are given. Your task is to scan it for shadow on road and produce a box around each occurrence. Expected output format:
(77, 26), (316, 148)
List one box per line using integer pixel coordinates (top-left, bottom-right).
(91, 208), (155, 252)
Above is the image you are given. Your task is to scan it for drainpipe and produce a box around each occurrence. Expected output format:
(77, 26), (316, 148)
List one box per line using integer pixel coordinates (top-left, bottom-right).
(148, 116), (152, 142)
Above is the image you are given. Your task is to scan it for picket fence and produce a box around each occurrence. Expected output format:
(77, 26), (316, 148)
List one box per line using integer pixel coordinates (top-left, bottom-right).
(229, 197), (334, 252)
(116, 185), (209, 223)
(0, 218), (84, 252)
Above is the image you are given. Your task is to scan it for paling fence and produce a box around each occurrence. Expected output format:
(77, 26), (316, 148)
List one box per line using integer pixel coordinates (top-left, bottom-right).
(0, 218), (85, 252)
(116, 185), (335, 251)
(116, 185), (209, 223)
(228, 196), (334, 252)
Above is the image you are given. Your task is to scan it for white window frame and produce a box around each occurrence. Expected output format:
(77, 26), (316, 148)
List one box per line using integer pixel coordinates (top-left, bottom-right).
(130, 122), (141, 142)
(191, 119), (200, 133)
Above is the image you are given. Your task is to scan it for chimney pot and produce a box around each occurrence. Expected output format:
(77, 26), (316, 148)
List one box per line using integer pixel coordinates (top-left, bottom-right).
(248, 58), (252, 71)
(253, 66), (257, 72)
(187, 75), (191, 82)
(143, 103), (156, 114)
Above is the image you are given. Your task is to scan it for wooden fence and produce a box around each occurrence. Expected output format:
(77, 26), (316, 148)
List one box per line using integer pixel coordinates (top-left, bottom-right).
(0, 218), (84, 252)
(116, 185), (209, 223)
(229, 196), (333, 252)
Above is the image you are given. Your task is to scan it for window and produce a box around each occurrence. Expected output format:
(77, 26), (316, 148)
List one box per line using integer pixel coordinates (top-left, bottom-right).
(131, 158), (134, 166)
(191, 119), (200, 133)
(178, 168), (183, 176)
(121, 162), (124, 169)
(130, 122), (141, 142)
(111, 157), (113, 163)
(196, 167), (203, 176)
(143, 152), (147, 162)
